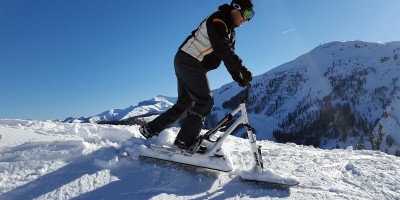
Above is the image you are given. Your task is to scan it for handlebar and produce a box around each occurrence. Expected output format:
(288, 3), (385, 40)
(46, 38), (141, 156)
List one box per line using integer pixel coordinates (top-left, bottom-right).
(239, 84), (251, 103)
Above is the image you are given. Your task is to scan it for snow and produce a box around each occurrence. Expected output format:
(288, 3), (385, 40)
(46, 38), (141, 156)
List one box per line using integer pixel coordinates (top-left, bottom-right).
(239, 169), (299, 186)
(1, 119), (399, 199)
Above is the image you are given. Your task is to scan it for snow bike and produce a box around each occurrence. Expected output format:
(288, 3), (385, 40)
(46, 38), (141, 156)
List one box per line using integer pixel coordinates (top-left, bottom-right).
(123, 84), (299, 186)
(188, 84), (264, 170)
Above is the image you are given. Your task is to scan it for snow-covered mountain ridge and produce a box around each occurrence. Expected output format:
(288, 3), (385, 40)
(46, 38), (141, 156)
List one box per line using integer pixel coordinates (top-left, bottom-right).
(64, 96), (176, 124)
(67, 41), (400, 156)
(217, 41), (400, 155)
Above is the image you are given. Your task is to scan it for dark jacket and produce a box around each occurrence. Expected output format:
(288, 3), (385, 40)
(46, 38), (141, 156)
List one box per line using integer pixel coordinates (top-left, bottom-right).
(179, 4), (244, 76)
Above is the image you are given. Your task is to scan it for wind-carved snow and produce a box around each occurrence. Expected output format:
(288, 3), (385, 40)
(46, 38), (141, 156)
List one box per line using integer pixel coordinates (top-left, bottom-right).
(0, 119), (399, 199)
(35, 169), (119, 200)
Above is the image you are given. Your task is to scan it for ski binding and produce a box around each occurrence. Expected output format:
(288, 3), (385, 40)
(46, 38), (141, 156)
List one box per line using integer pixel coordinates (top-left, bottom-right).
(123, 143), (233, 172)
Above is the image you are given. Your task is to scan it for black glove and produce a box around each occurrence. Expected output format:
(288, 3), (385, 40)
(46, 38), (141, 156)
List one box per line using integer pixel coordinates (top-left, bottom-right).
(232, 67), (252, 87)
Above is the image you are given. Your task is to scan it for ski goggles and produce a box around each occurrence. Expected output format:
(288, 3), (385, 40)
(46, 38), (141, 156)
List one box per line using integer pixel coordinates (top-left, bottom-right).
(232, 3), (255, 21)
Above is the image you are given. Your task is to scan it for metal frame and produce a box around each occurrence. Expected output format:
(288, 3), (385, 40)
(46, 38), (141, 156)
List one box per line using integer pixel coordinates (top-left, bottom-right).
(189, 84), (264, 172)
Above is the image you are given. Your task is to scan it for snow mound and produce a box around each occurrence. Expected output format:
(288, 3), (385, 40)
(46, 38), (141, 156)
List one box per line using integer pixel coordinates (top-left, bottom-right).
(1, 119), (399, 199)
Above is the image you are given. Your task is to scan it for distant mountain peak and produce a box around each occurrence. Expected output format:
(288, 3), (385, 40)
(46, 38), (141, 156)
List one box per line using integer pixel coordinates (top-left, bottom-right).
(64, 96), (176, 124)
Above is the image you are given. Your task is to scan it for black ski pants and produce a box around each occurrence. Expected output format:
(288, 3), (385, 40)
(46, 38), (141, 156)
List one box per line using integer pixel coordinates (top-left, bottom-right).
(148, 50), (214, 147)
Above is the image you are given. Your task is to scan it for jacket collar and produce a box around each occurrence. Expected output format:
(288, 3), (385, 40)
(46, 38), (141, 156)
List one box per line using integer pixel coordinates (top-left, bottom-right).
(218, 4), (235, 28)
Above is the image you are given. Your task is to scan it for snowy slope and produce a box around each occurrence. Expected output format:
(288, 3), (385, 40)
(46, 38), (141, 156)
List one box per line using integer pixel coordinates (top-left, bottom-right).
(1, 119), (399, 200)
(214, 41), (400, 154)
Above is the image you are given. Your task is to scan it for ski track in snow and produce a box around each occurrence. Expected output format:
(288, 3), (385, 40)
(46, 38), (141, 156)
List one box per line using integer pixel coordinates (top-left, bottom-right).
(0, 119), (399, 200)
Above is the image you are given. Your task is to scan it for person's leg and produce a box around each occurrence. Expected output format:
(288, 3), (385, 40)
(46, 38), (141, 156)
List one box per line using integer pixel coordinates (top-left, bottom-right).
(147, 79), (193, 134)
(143, 53), (194, 137)
(173, 56), (214, 149)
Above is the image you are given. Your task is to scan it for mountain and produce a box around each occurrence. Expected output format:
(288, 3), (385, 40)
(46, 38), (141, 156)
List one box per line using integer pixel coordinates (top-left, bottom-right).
(214, 41), (400, 156)
(66, 41), (400, 156)
(63, 96), (177, 124)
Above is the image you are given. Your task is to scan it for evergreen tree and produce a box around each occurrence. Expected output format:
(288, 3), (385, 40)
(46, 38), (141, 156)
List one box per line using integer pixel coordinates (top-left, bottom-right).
(386, 135), (395, 147)
(396, 149), (400, 157)
(356, 135), (365, 150)
(369, 123), (384, 150)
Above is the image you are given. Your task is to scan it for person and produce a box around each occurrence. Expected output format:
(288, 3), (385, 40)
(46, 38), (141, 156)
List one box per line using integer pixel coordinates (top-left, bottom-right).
(140, 0), (255, 151)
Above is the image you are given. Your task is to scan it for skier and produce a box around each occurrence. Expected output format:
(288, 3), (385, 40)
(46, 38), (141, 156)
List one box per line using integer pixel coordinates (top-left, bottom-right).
(140, 0), (255, 151)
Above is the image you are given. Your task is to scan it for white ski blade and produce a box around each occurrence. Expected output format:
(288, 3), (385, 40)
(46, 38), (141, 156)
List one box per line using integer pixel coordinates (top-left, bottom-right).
(239, 169), (299, 187)
(130, 144), (234, 172)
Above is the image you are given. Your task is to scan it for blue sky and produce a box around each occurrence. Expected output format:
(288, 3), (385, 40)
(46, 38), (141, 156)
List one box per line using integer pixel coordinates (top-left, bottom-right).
(1, 0), (400, 120)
